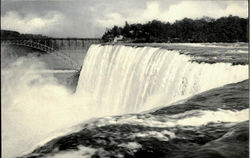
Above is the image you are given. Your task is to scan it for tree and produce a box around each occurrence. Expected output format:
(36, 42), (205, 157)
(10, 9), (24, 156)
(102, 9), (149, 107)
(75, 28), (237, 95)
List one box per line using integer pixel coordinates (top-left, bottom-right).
(101, 15), (248, 43)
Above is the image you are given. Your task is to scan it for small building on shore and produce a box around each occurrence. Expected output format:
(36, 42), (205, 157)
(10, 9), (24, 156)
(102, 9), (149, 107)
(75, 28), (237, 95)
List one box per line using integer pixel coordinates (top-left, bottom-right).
(113, 35), (124, 43)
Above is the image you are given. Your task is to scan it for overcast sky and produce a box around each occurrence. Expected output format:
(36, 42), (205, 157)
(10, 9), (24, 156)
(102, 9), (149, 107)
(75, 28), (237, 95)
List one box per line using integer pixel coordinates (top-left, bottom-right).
(1, 0), (248, 38)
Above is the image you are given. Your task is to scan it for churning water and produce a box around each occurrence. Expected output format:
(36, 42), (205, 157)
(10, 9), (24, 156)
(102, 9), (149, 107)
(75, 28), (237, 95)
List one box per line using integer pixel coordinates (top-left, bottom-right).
(2, 44), (248, 158)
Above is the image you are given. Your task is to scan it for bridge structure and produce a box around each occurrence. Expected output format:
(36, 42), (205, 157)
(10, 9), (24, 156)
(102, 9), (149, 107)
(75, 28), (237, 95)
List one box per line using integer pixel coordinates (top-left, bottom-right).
(1, 39), (55, 52)
(1, 38), (102, 53)
(1, 38), (102, 70)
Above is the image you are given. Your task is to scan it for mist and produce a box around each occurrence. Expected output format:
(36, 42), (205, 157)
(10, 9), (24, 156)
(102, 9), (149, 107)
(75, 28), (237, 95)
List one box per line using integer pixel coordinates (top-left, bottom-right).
(1, 49), (113, 158)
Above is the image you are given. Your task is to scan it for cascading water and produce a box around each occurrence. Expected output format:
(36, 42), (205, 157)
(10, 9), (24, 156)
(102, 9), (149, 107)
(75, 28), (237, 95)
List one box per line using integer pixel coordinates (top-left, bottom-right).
(77, 44), (248, 115)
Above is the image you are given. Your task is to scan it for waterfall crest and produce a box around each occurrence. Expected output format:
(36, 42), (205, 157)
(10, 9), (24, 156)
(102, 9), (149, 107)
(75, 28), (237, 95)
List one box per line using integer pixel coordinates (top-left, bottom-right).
(77, 44), (248, 114)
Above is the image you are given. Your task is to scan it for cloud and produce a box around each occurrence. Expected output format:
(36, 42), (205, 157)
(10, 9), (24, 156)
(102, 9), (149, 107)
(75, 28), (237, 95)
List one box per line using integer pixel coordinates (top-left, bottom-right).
(164, 1), (248, 22)
(96, 13), (125, 28)
(224, 1), (248, 17)
(1, 0), (248, 37)
(95, 1), (163, 27)
(1, 9), (103, 38)
(95, 0), (248, 28)
(1, 11), (64, 34)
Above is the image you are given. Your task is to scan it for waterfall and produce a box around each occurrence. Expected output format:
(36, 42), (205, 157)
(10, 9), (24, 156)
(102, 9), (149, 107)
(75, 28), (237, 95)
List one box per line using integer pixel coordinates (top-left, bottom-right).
(76, 44), (248, 114)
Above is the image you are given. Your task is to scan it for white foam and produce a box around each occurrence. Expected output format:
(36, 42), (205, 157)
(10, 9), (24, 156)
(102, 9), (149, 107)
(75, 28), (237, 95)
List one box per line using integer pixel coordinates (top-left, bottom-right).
(176, 108), (249, 126)
(130, 130), (176, 141)
(45, 146), (98, 158)
(118, 142), (142, 151)
(89, 109), (249, 128)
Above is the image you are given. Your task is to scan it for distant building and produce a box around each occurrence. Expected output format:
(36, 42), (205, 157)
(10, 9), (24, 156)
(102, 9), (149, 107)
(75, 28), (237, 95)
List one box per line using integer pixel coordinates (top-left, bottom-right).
(113, 35), (124, 43)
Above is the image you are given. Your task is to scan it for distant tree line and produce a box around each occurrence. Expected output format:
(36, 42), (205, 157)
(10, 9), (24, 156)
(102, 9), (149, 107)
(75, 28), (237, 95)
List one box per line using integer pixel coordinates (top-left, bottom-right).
(102, 15), (248, 43)
(1, 30), (50, 39)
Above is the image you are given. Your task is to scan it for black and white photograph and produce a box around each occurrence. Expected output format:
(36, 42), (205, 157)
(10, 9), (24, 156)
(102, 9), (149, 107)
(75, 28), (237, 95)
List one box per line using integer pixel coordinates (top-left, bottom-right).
(1, 0), (249, 158)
